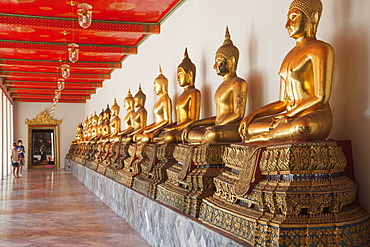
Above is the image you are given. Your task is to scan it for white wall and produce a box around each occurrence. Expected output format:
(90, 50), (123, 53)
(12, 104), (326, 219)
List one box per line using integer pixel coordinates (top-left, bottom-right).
(13, 102), (85, 169)
(83, 0), (370, 211)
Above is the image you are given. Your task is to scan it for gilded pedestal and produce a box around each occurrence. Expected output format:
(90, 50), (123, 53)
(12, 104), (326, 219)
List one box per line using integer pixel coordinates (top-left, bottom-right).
(200, 141), (370, 246)
(106, 143), (129, 181)
(157, 143), (230, 217)
(116, 143), (146, 187)
(133, 143), (178, 198)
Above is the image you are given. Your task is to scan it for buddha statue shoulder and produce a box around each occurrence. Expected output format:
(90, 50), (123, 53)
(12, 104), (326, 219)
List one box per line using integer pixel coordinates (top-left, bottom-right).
(155, 48), (201, 143)
(182, 27), (247, 144)
(134, 66), (173, 143)
(238, 0), (334, 143)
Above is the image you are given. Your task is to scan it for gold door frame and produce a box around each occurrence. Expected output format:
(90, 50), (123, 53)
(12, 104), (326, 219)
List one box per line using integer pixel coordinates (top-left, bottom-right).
(25, 111), (62, 169)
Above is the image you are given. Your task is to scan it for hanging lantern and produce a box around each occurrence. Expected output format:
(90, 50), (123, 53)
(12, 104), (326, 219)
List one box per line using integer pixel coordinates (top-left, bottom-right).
(68, 43), (79, 63)
(61, 64), (70, 79)
(55, 91), (61, 100)
(77, 2), (93, 29)
(57, 78), (65, 91)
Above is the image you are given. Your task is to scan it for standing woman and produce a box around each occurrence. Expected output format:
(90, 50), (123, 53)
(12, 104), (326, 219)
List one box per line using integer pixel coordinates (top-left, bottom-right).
(11, 143), (20, 178)
(17, 139), (25, 177)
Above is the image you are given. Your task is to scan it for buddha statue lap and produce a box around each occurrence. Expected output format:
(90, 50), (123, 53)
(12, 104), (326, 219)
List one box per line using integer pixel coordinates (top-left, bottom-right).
(238, 0), (334, 143)
(182, 27), (247, 144)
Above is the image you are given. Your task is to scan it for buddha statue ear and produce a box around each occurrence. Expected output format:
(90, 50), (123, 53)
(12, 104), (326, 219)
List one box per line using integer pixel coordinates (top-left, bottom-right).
(228, 56), (237, 73)
(309, 12), (319, 36)
(188, 70), (194, 86)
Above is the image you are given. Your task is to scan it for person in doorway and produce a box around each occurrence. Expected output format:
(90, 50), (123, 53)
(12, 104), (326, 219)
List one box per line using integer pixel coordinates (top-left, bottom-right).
(16, 140), (25, 177)
(11, 143), (20, 178)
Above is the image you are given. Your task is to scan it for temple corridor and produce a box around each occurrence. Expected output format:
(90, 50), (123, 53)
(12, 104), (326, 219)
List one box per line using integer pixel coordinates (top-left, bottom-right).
(0, 169), (151, 246)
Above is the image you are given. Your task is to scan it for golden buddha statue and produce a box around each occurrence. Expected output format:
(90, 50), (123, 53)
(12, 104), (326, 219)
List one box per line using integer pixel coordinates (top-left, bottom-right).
(134, 66), (173, 143)
(238, 0), (334, 143)
(83, 116), (89, 139)
(110, 98), (121, 136)
(156, 48), (201, 143)
(97, 109), (104, 137)
(118, 90), (135, 136)
(133, 86), (148, 132)
(182, 27), (247, 144)
(90, 111), (99, 138)
(121, 86), (148, 143)
(75, 122), (83, 141)
(101, 104), (111, 136)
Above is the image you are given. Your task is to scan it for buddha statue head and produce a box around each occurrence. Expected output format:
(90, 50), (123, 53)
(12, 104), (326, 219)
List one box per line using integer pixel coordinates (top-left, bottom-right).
(134, 85), (146, 108)
(153, 65), (168, 96)
(214, 26), (239, 76)
(124, 89), (135, 111)
(177, 48), (196, 88)
(287, 0), (322, 38)
(111, 98), (120, 117)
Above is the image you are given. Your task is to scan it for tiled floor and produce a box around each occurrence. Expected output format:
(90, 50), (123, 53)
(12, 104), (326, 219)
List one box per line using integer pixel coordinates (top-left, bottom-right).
(0, 169), (151, 247)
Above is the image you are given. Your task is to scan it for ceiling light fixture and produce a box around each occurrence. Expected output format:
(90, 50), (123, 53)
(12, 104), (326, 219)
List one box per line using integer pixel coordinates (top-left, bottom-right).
(61, 64), (70, 79)
(56, 78), (65, 91)
(55, 91), (62, 100)
(77, 2), (93, 29)
(68, 43), (79, 63)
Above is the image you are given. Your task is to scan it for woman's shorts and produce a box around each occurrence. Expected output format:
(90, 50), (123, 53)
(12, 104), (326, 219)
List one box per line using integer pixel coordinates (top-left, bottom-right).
(11, 163), (19, 167)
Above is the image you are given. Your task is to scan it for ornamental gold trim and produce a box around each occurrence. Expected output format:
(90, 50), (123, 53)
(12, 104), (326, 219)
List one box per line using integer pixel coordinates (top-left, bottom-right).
(25, 110), (62, 125)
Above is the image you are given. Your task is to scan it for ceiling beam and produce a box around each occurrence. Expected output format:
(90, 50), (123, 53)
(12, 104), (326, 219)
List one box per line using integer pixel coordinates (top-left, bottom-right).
(0, 71), (110, 80)
(0, 59), (122, 69)
(0, 14), (160, 34)
(14, 98), (86, 103)
(10, 93), (90, 100)
(5, 80), (102, 89)
(8, 88), (95, 95)
(0, 40), (138, 55)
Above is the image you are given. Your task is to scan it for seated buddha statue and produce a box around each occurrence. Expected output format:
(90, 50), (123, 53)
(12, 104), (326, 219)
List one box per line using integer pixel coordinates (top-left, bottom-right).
(118, 90), (135, 137)
(97, 108), (104, 138)
(238, 0), (334, 143)
(110, 98), (121, 137)
(121, 86), (148, 143)
(101, 104), (111, 137)
(134, 67), (173, 143)
(83, 116), (89, 139)
(182, 27), (247, 144)
(75, 122), (83, 141)
(90, 111), (99, 139)
(155, 48), (201, 143)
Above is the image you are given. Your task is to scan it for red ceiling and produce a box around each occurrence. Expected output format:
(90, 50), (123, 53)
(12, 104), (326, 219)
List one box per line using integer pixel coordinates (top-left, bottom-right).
(0, 0), (186, 103)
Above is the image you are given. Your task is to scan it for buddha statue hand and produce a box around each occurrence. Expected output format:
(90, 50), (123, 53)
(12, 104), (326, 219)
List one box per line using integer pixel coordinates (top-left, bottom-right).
(270, 114), (291, 130)
(238, 114), (253, 140)
(181, 122), (194, 142)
